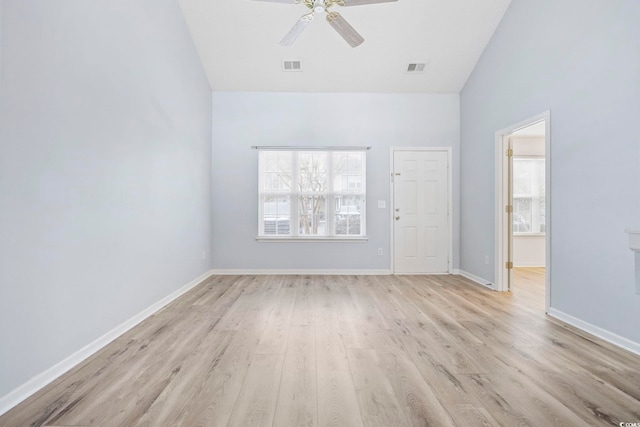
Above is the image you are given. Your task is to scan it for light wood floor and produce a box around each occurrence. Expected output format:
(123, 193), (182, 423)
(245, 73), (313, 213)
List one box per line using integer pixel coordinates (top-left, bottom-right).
(512, 267), (546, 311)
(2, 273), (639, 426)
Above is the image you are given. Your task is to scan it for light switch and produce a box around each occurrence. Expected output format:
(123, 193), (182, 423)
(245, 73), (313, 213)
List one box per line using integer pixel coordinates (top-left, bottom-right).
(377, 200), (386, 209)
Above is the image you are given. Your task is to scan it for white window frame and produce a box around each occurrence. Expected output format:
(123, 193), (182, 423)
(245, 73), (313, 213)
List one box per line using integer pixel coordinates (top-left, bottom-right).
(257, 148), (367, 242)
(513, 156), (546, 236)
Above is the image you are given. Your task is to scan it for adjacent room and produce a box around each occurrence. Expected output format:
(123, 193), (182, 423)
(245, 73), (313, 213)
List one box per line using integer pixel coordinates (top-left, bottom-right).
(1, 0), (639, 425)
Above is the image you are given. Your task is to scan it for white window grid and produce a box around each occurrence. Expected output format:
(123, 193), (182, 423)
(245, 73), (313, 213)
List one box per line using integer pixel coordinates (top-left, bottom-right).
(513, 157), (545, 235)
(258, 150), (366, 239)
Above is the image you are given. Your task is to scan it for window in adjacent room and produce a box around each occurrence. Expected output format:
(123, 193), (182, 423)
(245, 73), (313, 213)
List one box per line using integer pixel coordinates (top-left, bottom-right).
(513, 157), (545, 234)
(258, 149), (366, 240)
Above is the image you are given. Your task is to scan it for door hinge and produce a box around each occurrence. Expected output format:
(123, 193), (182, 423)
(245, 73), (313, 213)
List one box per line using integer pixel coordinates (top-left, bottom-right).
(505, 205), (513, 213)
(505, 261), (513, 269)
(506, 148), (513, 157)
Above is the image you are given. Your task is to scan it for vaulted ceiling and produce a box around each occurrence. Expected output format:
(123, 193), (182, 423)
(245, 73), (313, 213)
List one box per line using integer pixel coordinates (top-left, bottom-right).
(178, 0), (511, 93)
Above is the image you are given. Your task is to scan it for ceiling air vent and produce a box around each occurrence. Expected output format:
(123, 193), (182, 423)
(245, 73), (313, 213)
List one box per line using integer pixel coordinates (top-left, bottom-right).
(406, 62), (427, 73)
(282, 60), (302, 72)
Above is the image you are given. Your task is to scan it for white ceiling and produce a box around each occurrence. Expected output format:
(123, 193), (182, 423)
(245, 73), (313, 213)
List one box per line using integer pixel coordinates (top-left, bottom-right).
(178, 0), (512, 93)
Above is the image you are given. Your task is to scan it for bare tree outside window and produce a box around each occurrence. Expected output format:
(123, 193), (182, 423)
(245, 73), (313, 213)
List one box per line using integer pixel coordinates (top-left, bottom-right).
(258, 149), (366, 239)
(298, 153), (327, 235)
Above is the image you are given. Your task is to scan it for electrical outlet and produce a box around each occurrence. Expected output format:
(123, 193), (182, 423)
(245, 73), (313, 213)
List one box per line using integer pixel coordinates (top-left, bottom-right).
(484, 255), (489, 265)
(377, 248), (383, 256)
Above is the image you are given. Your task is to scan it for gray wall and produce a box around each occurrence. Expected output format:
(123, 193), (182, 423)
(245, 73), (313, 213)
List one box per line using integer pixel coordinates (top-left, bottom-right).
(0, 1), (3, 97)
(212, 92), (460, 271)
(0, 0), (212, 397)
(460, 0), (640, 341)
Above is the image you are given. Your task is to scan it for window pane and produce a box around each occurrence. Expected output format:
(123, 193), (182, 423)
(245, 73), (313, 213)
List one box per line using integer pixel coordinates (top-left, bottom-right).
(263, 196), (291, 235)
(513, 159), (532, 196)
(513, 197), (531, 233)
(513, 158), (546, 234)
(298, 152), (327, 193)
(263, 172), (292, 192)
(262, 152), (292, 192)
(538, 196), (546, 233)
(298, 196), (326, 235)
(335, 196), (362, 235)
(333, 152), (364, 193)
(534, 159), (546, 233)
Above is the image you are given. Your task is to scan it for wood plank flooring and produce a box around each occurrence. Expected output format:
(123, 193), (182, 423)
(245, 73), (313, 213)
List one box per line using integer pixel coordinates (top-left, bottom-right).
(2, 272), (639, 426)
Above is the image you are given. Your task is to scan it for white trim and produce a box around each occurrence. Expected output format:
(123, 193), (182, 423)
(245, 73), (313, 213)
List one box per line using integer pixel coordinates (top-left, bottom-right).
(252, 145), (371, 151)
(390, 146), (453, 152)
(210, 269), (392, 276)
(494, 111), (551, 313)
(495, 131), (509, 292)
(390, 146), (453, 275)
(457, 270), (495, 290)
(393, 272), (450, 276)
(548, 308), (640, 356)
(0, 269), (215, 417)
(544, 116), (552, 312)
(390, 149), (394, 272)
(624, 227), (640, 252)
(256, 237), (368, 243)
(624, 228), (640, 294)
(513, 263), (546, 268)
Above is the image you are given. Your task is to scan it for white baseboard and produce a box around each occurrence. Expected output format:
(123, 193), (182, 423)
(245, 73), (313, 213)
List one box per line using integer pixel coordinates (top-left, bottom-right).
(548, 308), (640, 356)
(210, 269), (392, 275)
(455, 269), (495, 290)
(0, 269), (215, 417)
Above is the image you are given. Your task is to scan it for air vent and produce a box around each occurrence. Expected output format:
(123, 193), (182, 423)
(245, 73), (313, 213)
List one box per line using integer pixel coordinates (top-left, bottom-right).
(406, 62), (427, 73)
(282, 60), (302, 72)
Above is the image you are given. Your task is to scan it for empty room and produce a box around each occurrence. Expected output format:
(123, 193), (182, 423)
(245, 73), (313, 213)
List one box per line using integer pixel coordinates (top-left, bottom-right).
(1, 0), (639, 426)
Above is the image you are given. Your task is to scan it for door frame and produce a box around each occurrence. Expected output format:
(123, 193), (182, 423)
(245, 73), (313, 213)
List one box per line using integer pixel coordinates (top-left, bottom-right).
(494, 111), (551, 312)
(390, 147), (453, 275)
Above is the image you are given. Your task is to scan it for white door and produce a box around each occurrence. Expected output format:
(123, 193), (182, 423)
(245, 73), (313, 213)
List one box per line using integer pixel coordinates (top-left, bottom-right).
(393, 150), (449, 274)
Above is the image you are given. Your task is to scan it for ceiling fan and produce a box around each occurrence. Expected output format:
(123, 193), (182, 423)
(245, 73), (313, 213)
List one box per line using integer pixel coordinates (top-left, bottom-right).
(254, 0), (398, 48)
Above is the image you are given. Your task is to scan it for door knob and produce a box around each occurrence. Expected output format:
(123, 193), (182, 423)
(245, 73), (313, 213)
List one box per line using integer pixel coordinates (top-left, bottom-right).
(395, 208), (400, 212)
(395, 216), (400, 220)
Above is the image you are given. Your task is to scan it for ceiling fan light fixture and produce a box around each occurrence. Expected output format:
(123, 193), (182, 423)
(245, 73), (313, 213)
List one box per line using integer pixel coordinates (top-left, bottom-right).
(256, 0), (396, 47)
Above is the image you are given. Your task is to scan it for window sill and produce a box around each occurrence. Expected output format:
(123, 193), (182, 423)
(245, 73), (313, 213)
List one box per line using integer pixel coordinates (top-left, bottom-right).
(256, 236), (368, 243)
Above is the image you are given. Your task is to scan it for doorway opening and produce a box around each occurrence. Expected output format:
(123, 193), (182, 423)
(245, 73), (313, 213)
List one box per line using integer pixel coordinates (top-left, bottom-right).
(495, 113), (550, 312)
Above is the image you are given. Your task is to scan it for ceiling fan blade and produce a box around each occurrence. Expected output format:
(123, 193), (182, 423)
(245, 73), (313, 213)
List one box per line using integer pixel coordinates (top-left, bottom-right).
(326, 12), (364, 48)
(280, 14), (314, 46)
(342, 0), (397, 6)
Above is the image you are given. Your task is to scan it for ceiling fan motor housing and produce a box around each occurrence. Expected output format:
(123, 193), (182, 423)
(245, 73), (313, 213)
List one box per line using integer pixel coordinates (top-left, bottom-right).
(258, 0), (397, 48)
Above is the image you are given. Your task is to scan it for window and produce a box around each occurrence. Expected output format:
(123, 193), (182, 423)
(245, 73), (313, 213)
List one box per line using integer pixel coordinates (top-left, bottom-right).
(258, 149), (366, 239)
(513, 158), (545, 234)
